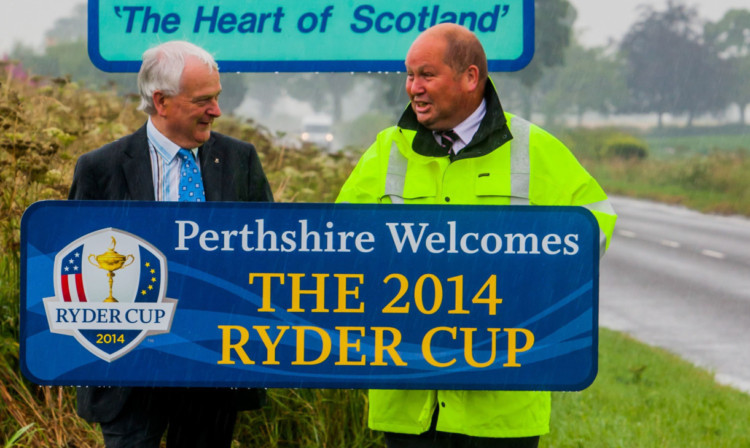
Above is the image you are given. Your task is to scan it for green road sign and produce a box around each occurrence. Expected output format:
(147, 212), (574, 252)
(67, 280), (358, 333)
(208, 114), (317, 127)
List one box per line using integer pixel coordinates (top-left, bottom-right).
(89, 0), (534, 72)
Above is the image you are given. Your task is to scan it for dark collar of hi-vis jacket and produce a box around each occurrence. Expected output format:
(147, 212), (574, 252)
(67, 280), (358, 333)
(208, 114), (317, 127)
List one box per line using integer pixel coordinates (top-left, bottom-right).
(397, 79), (513, 161)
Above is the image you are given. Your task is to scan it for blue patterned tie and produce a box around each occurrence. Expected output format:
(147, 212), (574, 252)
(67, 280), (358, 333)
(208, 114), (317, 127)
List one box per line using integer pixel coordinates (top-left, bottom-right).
(178, 148), (206, 202)
(438, 129), (460, 155)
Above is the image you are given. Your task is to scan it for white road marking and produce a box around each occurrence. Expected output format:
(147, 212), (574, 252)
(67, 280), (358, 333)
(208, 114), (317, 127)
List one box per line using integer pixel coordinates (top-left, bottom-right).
(701, 249), (726, 260)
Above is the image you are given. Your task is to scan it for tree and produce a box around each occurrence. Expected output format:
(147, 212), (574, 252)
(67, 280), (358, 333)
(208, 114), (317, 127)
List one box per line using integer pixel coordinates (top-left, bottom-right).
(219, 74), (253, 115)
(11, 40), (137, 94)
(366, 73), (410, 117)
(504, 0), (575, 119)
(536, 40), (627, 127)
(284, 73), (359, 122)
(705, 9), (750, 125)
(619, 1), (730, 128)
(12, 2), (137, 94)
(45, 3), (87, 44)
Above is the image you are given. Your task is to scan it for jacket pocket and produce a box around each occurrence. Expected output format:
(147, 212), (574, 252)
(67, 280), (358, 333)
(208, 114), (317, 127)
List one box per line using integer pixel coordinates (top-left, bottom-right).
(474, 172), (510, 197)
(382, 173), (438, 204)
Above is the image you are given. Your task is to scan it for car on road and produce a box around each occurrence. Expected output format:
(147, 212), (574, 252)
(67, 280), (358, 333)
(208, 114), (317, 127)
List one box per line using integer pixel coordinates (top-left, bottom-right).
(300, 115), (335, 151)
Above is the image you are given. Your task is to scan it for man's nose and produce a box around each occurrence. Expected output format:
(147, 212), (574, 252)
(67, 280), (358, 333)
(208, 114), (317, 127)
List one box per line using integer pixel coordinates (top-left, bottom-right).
(407, 79), (423, 96)
(209, 99), (221, 117)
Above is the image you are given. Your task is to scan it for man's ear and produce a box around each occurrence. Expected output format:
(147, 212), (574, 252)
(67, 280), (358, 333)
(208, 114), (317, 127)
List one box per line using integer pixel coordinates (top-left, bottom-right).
(152, 91), (169, 116)
(464, 65), (480, 92)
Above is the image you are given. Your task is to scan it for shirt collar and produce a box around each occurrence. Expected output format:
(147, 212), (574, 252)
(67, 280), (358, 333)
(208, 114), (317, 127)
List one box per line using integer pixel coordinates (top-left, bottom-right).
(147, 118), (198, 162)
(436, 99), (486, 154)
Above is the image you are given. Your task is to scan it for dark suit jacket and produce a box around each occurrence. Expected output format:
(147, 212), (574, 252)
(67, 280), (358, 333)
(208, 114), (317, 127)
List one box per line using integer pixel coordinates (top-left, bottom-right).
(70, 124), (272, 423)
(69, 124), (272, 202)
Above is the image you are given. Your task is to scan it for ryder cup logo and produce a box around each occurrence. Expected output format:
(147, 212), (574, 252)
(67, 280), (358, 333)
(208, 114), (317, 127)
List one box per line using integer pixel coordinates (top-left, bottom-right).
(43, 228), (177, 362)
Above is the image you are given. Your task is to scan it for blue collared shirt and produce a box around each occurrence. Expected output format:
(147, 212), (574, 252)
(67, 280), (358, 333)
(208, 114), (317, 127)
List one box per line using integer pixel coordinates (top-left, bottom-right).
(146, 118), (200, 201)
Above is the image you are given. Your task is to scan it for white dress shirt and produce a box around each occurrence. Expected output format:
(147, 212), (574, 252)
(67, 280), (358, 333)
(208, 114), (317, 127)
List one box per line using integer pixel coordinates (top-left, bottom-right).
(432, 99), (487, 155)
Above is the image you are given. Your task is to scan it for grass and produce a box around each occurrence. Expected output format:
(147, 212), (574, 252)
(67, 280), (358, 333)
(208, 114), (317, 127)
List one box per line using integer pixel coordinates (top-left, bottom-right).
(2, 73), (750, 446)
(645, 134), (750, 159)
(5, 330), (748, 446)
(547, 329), (750, 447)
(4, 329), (748, 446)
(234, 389), (383, 447)
(556, 125), (750, 216)
(585, 153), (750, 215)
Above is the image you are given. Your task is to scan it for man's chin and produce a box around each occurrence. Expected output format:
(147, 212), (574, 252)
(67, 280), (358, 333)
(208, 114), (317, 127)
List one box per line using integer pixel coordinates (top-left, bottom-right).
(415, 113), (436, 129)
(194, 131), (212, 145)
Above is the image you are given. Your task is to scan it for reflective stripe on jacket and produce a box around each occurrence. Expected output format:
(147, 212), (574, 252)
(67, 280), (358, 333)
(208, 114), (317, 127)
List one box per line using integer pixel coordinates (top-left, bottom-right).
(336, 112), (616, 438)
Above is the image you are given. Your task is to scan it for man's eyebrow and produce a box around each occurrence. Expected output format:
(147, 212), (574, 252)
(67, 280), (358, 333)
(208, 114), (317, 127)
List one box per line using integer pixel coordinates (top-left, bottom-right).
(407, 62), (436, 70)
(193, 91), (221, 101)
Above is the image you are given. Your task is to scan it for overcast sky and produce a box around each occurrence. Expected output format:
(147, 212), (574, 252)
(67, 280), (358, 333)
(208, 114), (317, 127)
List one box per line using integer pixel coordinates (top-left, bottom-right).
(569, 0), (750, 47)
(1, 0), (749, 55)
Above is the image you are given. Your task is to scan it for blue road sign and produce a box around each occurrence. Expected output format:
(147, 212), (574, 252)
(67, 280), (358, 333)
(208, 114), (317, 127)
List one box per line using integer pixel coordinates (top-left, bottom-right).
(21, 201), (597, 390)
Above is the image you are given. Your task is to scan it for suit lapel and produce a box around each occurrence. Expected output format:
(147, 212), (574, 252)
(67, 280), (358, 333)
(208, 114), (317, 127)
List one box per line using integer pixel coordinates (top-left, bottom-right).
(122, 126), (156, 201)
(199, 134), (224, 201)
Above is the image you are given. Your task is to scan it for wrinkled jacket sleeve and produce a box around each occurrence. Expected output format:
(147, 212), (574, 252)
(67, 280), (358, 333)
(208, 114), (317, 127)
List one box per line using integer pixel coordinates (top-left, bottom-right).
(528, 127), (617, 253)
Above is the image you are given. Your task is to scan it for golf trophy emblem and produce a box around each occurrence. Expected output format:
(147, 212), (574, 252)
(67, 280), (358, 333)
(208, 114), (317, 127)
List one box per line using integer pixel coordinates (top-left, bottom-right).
(88, 237), (134, 303)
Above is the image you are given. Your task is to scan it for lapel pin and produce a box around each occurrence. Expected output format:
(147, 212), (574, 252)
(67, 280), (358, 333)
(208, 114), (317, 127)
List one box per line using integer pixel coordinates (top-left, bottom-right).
(214, 158), (220, 163)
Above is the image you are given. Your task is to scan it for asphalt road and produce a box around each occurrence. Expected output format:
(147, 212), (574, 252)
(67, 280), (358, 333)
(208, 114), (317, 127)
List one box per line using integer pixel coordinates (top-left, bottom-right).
(599, 196), (750, 393)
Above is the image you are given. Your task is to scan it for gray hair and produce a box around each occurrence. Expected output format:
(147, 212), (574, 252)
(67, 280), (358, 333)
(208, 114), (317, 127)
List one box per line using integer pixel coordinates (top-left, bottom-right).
(137, 41), (219, 115)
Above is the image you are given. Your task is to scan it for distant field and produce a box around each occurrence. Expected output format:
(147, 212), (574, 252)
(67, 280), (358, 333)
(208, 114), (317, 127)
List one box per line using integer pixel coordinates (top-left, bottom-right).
(558, 125), (750, 216)
(645, 133), (750, 158)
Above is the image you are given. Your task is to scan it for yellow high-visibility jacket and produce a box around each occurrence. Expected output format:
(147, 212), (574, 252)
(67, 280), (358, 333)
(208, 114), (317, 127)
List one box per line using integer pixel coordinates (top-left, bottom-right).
(336, 88), (616, 438)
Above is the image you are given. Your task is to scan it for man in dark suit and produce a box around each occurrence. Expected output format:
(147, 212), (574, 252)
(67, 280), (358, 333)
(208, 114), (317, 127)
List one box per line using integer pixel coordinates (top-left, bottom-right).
(69, 40), (272, 447)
